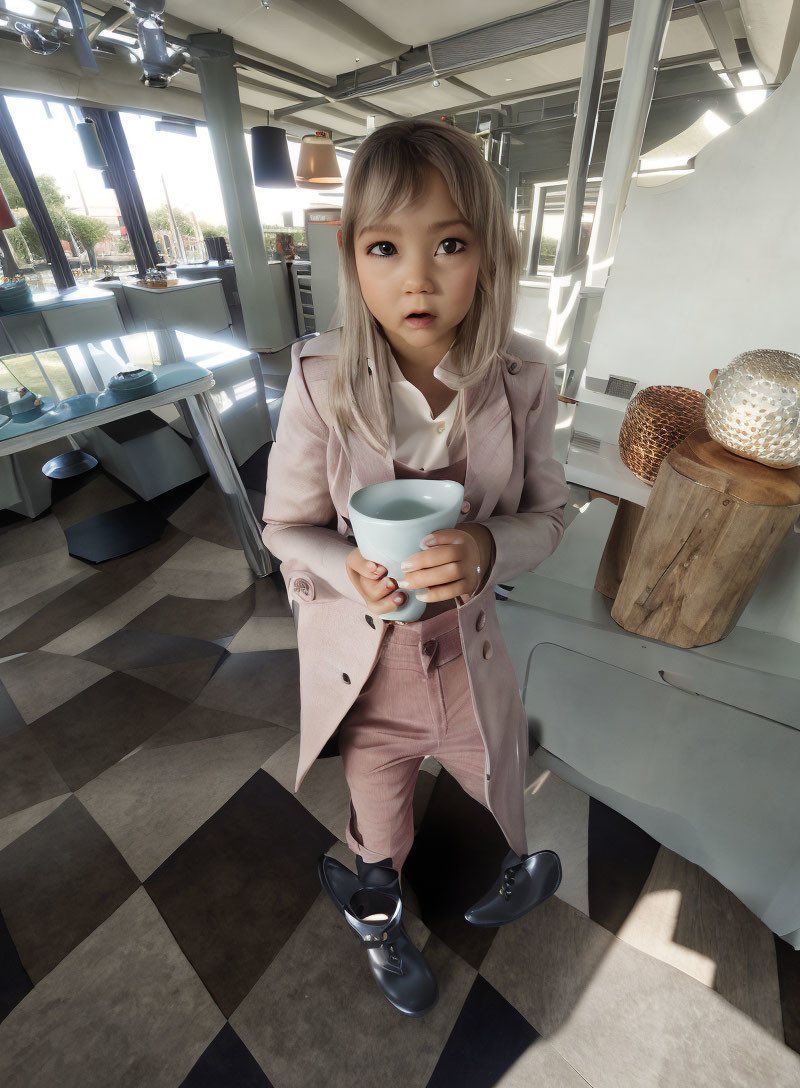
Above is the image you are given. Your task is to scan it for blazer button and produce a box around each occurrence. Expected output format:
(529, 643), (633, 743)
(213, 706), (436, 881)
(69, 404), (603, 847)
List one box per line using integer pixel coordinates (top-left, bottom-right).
(365, 614), (375, 629)
(482, 640), (493, 660)
(507, 360), (520, 374)
(476, 610), (486, 631)
(342, 673), (351, 684)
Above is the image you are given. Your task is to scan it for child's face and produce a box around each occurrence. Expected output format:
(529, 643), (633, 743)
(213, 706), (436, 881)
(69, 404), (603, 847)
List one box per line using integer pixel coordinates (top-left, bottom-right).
(354, 167), (481, 371)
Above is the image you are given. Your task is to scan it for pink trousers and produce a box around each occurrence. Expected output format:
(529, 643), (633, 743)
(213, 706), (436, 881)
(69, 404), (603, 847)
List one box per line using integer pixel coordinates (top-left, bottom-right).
(338, 605), (497, 875)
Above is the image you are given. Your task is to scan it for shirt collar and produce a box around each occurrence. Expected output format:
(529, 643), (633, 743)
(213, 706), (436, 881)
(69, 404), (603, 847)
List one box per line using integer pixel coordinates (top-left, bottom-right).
(384, 339), (459, 385)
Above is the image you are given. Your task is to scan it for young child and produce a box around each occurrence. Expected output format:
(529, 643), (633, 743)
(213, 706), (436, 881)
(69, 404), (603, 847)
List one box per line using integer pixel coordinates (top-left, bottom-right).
(262, 119), (569, 1018)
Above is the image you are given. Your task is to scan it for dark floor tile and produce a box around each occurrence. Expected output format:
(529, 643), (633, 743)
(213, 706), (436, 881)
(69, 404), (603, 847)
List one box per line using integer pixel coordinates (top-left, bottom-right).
(403, 769), (506, 971)
(179, 1023), (275, 1088)
(0, 796), (139, 983)
(127, 584), (256, 642)
(50, 468), (137, 530)
(0, 526), (190, 657)
(775, 934), (800, 1055)
(65, 502), (167, 564)
(127, 656), (224, 702)
(150, 477), (206, 520)
(237, 444), (270, 494)
(197, 650), (299, 729)
(145, 770), (335, 1017)
(427, 974), (542, 1088)
(0, 729), (68, 821)
(30, 673), (188, 790)
(143, 704), (290, 750)
(251, 572), (291, 619)
(0, 679), (24, 740)
(100, 412), (168, 443)
(0, 908), (32, 1024)
(81, 628), (223, 672)
(587, 797), (660, 934)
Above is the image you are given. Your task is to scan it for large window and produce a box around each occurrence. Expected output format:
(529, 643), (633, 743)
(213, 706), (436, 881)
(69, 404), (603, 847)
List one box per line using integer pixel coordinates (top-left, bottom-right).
(120, 112), (229, 265)
(3, 95), (138, 284)
(0, 147), (52, 289)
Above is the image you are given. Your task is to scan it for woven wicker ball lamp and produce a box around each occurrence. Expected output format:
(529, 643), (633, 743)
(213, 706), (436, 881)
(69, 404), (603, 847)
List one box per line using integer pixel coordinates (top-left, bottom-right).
(617, 386), (707, 484)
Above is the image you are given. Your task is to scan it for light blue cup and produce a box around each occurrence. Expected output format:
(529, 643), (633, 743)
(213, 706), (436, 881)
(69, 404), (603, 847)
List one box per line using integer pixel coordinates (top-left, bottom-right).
(348, 478), (465, 623)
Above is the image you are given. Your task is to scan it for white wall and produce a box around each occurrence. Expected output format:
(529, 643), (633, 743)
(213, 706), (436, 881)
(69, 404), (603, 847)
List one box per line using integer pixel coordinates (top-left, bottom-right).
(585, 47), (800, 391)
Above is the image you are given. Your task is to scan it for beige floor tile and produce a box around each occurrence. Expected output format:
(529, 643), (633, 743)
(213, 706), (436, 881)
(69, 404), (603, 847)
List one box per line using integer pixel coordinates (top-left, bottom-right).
(151, 566), (254, 601)
(77, 725), (290, 880)
(158, 537), (251, 574)
(0, 515), (67, 566)
(0, 651), (110, 723)
(150, 538), (254, 600)
(227, 616), (297, 653)
(0, 550), (92, 613)
(526, 752), (590, 917)
(616, 845), (784, 1038)
(41, 580), (167, 656)
(0, 570), (95, 642)
(480, 892), (800, 1088)
(0, 888), (224, 1088)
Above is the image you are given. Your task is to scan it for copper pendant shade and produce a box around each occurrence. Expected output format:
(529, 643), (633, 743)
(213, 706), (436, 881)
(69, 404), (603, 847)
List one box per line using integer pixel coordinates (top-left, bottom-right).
(251, 124), (296, 188)
(295, 130), (342, 189)
(0, 183), (16, 231)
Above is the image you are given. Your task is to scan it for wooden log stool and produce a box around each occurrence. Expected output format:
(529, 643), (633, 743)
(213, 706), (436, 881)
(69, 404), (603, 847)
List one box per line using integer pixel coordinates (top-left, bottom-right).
(596, 427), (800, 648)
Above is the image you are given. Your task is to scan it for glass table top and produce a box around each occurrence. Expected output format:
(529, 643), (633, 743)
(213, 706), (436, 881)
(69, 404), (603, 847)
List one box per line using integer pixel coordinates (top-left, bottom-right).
(0, 329), (230, 442)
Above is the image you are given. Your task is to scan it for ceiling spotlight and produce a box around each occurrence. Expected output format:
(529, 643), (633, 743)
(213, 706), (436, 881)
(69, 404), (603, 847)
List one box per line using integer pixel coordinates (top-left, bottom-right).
(433, 79), (440, 87)
(15, 20), (61, 55)
(261, 0), (269, 7)
(126, 0), (187, 87)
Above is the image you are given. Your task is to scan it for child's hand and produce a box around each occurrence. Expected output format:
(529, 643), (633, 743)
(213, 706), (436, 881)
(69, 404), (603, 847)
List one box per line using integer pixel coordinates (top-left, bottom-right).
(397, 524), (494, 605)
(345, 547), (407, 615)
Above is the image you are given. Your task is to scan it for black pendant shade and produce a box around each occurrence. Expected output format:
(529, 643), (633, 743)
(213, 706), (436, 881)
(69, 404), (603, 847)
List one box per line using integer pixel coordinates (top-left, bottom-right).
(251, 125), (296, 188)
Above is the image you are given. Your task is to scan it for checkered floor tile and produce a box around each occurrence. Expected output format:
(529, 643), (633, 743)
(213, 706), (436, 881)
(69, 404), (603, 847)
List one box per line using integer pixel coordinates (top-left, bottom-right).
(0, 454), (798, 1087)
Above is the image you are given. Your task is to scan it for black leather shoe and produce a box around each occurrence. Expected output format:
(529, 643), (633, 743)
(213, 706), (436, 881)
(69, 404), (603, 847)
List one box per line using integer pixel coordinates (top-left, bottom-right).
(464, 848), (562, 927)
(318, 854), (439, 1017)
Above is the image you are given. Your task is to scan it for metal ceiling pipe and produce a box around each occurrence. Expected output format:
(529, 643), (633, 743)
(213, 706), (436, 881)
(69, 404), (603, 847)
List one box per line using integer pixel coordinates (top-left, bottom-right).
(545, 0), (611, 360)
(126, 0), (186, 87)
(585, 0), (673, 294)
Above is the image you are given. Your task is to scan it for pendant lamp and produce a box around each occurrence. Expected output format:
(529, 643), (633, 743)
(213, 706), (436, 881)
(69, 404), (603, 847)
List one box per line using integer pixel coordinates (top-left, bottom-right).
(76, 118), (108, 169)
(251, 117), (296, 188)
(0, 183), (15, 231)
(295, 130), (342, 189)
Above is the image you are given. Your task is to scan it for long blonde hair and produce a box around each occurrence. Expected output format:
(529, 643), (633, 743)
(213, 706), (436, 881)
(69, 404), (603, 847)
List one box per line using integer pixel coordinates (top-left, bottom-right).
(329, 119), (520, 455)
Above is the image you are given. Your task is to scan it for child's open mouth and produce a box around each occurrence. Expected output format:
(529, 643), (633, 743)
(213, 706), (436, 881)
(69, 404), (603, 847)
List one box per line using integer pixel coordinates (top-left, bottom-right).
(404, 313), (435, 328)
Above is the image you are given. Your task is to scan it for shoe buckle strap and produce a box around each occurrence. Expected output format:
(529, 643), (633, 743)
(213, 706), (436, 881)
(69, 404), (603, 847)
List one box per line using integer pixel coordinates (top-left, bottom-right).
(344, 896), (403, 946)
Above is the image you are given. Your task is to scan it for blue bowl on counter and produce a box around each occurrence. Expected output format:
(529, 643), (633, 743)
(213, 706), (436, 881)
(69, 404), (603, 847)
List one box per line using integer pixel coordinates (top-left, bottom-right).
(106, 368), (158, 400)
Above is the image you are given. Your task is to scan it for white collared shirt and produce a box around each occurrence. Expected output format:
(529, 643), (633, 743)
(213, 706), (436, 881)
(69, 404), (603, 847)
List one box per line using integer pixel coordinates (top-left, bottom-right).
(384, 346), (462, 471)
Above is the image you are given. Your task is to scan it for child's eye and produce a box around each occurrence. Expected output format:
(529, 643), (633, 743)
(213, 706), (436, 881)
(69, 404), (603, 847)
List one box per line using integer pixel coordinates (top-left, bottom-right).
(366, 241), (396, 257)
(436, 238), (467, 255)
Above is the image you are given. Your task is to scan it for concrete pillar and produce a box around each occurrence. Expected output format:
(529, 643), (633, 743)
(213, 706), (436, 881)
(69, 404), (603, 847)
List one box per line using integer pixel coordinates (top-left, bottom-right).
(188, 32), (291, 351)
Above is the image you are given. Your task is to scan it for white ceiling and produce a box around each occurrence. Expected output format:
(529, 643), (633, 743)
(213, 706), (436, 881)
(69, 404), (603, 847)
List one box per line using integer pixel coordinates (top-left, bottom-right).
(10, 1), (799, 137)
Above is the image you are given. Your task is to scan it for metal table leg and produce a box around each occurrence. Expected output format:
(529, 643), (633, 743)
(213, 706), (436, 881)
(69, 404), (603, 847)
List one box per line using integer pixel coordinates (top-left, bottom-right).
(179, 390), (271, 578)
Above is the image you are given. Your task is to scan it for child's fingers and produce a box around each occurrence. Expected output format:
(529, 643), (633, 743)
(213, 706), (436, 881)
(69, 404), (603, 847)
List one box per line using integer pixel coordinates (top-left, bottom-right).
(361, 574), (405, 611)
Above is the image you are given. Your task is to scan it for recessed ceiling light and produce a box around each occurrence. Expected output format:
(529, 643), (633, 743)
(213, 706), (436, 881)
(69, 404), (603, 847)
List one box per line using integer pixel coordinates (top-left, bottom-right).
(433, 79), (440, 86)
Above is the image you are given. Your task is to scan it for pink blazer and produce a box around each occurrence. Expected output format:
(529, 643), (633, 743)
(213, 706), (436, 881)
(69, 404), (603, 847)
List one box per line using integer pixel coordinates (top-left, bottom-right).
(262, 326), (569, 851)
